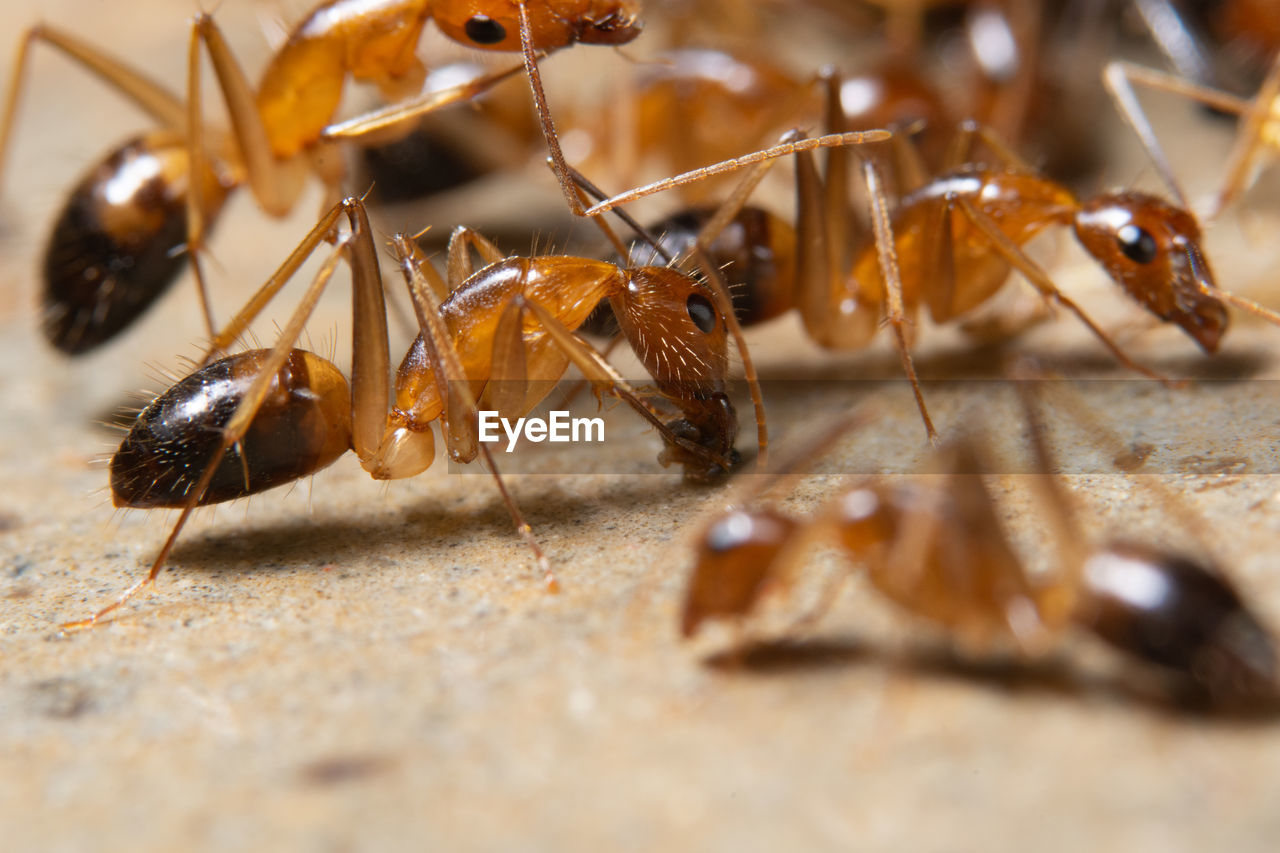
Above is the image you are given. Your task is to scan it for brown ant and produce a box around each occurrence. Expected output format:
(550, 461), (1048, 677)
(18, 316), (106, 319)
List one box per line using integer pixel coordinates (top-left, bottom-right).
(578, 66), (1280, 443)
(0, 1), (641, 354)
(67, 127), (894, 631)
(680, 389), (1279, 710)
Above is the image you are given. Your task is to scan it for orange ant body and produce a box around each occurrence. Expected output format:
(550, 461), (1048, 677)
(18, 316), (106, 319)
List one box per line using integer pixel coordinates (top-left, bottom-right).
(681, 401), (1279, 710)
(70, 125), (897, 630)
(586, 79), (1240, 442)
(0, 0), (641, 353)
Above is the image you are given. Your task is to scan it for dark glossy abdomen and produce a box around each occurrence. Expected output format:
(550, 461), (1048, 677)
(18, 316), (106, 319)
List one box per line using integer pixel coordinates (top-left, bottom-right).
(112, 349), (352, 508)
(42, 134), (225, 354)
(1082, 542), (1277, 704)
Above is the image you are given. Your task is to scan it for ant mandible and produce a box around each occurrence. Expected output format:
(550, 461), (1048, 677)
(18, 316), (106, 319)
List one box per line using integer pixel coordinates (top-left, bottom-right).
(0, 1), (640, 354)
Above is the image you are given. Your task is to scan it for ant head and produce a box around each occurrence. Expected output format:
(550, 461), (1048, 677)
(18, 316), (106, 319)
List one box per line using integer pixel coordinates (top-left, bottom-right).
(682, 508), (798, 637)
(1083, 541), (1278, 709)
(1073, 192), (1228, 353)
(433, 1), (641, 52)
(611, 267), (730, 392)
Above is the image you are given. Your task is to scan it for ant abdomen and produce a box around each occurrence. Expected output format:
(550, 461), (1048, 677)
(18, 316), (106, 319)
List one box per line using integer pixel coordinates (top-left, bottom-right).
(111, 349), (351, 509)
(682, 508), (799, 637)
(630, 206), (797, 327)
(1080, 542), (1278, 704)
(42, 131), (231, 355)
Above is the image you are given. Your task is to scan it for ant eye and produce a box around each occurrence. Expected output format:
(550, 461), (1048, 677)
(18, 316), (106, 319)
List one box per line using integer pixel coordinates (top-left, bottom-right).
(1116, 224), (1158, 265)
(686, 294), (717, 333)
(464, 15), (507, 44)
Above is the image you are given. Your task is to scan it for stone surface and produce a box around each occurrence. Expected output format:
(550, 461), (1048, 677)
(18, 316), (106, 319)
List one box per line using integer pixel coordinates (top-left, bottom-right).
(2, 2), (1280, 851)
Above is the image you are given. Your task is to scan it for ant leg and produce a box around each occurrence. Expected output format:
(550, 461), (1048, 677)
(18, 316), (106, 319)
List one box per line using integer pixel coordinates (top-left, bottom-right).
(61, 227), (356, 632)
(481, 295), (539, 417)
(942, 119), (1034, 176)
(864, 159), (937, 443)
(446, 226), (508, 288)
(953, 195), (1173, 385)
(184, 23), (221, 342)
(578, 130), (893, 218)
(514, 296), (741, 473)
(1103, 58), (1275, 219)
(200, 198), (375, 362)
(920, 191), (958, 322)
(515, 0), (584, 217)
(781, 566), (849, 638)
(388, 235), (553, 586)
(191, 14), (308, 217)
(794, 137), (835, 336)
(820, 72), (852, 276)
(1103, 61), (1196, 211)
(692, 247), (770, 468)
(319, 62), (528, 145)
(0, 24), (186, 187)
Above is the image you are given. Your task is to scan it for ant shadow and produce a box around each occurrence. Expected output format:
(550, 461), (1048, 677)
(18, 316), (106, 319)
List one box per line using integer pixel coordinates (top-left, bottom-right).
(702, 634), (1280, 722)
(754, 338), (1273, 384)
(167, 469), (696, 576)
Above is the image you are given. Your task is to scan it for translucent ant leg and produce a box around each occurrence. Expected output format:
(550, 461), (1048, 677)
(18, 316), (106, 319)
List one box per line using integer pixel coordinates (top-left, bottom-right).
(1102, 61), (1196, 211)
(515, 0), (584, 217)
(920, 189), (958, 323)
(820, 72), (852, 277)
(1012, 362), (1220, 569)
(863, 159), (937, 444)
(61, 228), (354, 632)
(199, 199), (376, 363)
(952, 194), (1174, 385)
(445, 226), (508, 287)
(577, 130), (893, 218)
(1103, 58), (1280, 220)
(389, 235), (553, 588)
(319, 62), (528, 145)
(780, 563), (849, 638)
(185, 23), (219, 343)
(0, 23), (187, 186)
(942, 119), (1035, 175)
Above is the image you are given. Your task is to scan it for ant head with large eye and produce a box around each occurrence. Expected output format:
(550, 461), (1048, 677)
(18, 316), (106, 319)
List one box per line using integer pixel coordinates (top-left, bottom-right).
(1073, 192), (1228, 353)
(434, 2), (642, 52)
(610, 268), (730, 390)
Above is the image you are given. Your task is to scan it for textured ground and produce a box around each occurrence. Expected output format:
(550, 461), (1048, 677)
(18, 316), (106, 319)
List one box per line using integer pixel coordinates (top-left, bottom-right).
(2, 2), (1280, 851)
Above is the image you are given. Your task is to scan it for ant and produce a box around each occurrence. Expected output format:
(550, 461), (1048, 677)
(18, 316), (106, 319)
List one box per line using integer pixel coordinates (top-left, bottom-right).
(679, 386), (1279, 711)
(69, 126), (893, 631)
(576, 67), (1255, 443)
(0, 1), (641, 354)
